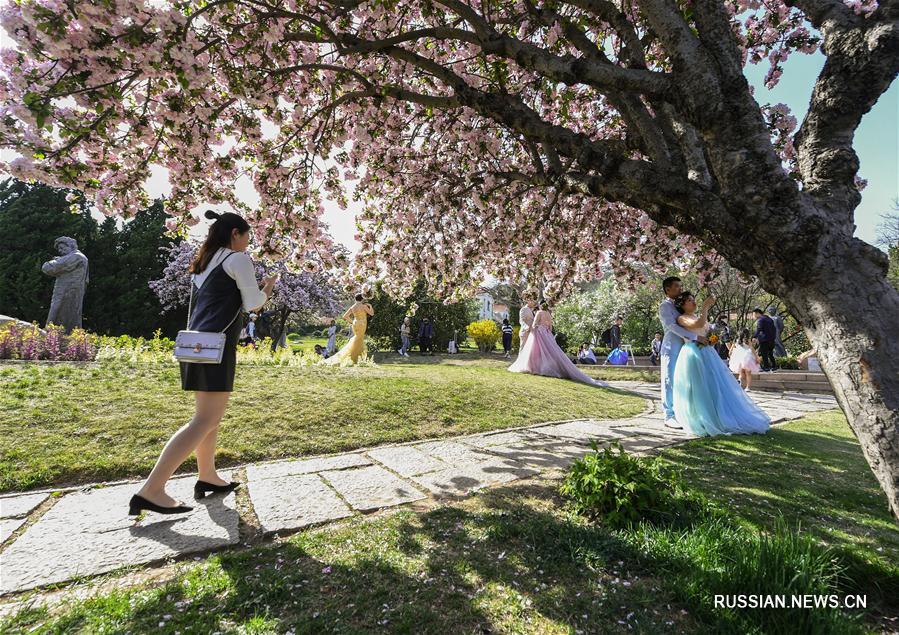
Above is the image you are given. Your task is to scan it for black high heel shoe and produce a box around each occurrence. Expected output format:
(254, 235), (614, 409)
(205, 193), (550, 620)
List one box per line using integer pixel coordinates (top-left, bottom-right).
(194, 480), (241, 499)
(128, 494), (193, 516)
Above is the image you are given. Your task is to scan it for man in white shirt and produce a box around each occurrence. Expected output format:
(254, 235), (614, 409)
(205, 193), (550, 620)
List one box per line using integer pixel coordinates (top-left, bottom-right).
(659, 276), (707, 429)
(518, 298), (537, 349)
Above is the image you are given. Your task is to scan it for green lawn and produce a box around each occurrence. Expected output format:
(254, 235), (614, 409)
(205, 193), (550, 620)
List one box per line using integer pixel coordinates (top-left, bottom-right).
(0, 357), (644, 492)
(287, 335), (330, 353)
(660, 410), (899, 619)
(3, 410), (896, 634)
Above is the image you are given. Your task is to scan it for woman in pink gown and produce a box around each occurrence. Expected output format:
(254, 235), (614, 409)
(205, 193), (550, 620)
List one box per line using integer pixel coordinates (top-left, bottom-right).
(509, 305), (608, 387)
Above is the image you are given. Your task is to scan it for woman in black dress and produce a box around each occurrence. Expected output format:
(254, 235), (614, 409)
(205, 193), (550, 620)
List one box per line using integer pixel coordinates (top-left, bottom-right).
(130, 211), (276, 515)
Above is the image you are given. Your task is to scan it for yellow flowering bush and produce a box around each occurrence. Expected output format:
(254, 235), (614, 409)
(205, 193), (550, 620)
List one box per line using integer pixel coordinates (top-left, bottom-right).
(467, 320), (501, 352)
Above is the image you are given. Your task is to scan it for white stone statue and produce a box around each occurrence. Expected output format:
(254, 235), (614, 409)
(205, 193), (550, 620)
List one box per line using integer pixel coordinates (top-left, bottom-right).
(41, 236), (89, 332)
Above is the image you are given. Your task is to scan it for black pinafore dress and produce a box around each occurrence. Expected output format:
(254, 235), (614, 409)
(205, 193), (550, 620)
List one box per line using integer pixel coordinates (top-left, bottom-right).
(180, 252), (244, 392)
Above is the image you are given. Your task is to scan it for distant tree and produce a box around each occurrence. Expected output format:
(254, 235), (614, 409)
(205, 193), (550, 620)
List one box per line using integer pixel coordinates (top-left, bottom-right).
(366, 280), (476, 350)
(0, 179), (95, 322)
(878, 204), (899, 291)
(151, 241), (341, 348)
(553, 278), (630, 348)
(0, 179), (181, 337)
(484, 283), (522, 325)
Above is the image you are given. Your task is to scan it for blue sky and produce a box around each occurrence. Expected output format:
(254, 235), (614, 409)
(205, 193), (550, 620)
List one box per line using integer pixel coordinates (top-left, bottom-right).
(743, 50), (897, 247)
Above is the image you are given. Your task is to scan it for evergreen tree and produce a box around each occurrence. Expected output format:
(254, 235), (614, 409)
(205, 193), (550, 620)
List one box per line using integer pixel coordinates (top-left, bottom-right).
(0, 179), (95, 322)
(0, 179), (185, 337)
(366, 280), (476, 350)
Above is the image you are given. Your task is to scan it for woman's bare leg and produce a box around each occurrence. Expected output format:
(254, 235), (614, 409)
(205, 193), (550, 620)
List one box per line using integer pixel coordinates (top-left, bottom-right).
(136, 392), (230, 506)
(196, 423), (229, 485)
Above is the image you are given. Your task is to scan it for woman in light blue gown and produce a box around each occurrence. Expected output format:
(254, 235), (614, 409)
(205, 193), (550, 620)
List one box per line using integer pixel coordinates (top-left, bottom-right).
(672, 291), (770, 437)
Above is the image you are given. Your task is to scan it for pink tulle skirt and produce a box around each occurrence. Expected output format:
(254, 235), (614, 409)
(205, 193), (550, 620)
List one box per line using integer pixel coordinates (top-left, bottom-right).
(509, 326), (602, 386)
(728, 344), (761, 373)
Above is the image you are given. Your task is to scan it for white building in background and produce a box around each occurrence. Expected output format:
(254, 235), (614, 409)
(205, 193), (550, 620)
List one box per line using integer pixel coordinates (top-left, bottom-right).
(475, 289), (495, 321)
(493, 303), (509, 321)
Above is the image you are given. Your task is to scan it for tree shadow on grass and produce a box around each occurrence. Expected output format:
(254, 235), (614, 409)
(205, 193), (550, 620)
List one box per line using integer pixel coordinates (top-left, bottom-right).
(21, 484), (697, 634)
(9, 476), (885, 634)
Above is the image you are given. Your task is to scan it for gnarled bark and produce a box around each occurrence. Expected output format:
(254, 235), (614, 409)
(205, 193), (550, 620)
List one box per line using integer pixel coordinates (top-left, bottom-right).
(778, 234), (899, 516)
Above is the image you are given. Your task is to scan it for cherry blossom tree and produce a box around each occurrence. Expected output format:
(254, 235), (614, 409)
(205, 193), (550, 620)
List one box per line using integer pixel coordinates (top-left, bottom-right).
(1, 0), (898, 515)
(150, 241), (341, 347)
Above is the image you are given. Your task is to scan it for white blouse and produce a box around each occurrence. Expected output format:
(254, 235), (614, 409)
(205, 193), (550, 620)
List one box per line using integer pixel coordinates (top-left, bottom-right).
(192, 248), (268, 312)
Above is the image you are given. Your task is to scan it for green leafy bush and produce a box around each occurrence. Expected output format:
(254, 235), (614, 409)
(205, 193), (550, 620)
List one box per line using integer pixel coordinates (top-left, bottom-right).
(366, 335), (393, 353)
(560, 442), (693, 527)
(776, 355), (800, 370)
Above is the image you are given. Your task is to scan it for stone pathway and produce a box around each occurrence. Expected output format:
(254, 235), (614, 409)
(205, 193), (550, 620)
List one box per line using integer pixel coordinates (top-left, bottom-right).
(0, 381), (838, 596)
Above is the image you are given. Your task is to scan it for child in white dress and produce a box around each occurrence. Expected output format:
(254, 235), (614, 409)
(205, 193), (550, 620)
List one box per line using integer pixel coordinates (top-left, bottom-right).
(728, 328), (762, 391)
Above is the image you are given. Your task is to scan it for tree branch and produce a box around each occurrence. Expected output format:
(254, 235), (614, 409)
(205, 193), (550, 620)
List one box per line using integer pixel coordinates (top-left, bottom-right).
(793, 0), (899, 211)
(433, 0), (673, 98)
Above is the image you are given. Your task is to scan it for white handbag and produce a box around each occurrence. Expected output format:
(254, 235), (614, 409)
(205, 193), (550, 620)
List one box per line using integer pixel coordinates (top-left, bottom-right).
(174, 284), (241, 364)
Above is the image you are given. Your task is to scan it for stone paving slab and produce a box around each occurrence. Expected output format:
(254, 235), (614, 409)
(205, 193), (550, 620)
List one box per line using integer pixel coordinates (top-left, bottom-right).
(532, 419), (635, 442)
(0, 518), (26, 543)
(248, 473), (352, 534)
(617, 436), (677, 454)
(0, 493), (47, 519)
(246, 453), (371, 482)
(782, 392), (831, 401)
(366, 445), (449, 477)
(462, 430), (541, 449)
(321, 465), (426, 511)
(414, 440), (496, 465)
(760, 407), (808, 422)
(0, 476), (239, 594)
(618, 425), (697, 441)
(487, 439), (597, 470)
(411, 459), (538, 497)
(776, 400), (832, 412)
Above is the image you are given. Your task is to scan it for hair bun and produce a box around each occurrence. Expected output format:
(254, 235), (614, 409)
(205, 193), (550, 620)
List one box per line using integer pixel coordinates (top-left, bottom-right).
(204, 209), (221, 221)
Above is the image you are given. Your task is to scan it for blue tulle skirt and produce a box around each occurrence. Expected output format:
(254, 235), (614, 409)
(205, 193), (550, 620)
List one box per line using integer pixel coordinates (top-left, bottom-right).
(673, 342), (770, 437)
(606, 348), (629, 365)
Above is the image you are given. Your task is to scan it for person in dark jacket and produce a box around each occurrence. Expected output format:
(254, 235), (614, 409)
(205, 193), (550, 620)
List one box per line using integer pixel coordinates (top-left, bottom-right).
(418, 316), (434, 355)
(130, 211), (276, 517)
(501, 318), (514, 358)
(753, 307), (777, 372)
(768, 307), (787, 357)
(609, 316), (623, 350)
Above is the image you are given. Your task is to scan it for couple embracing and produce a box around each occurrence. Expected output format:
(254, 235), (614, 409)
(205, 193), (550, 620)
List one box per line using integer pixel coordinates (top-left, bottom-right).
(659, 276), (770, 437)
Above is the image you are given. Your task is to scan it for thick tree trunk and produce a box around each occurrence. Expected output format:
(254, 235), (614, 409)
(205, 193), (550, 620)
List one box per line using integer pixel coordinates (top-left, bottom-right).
(777, 235), (899, 518)
(272, 308), (290, 352)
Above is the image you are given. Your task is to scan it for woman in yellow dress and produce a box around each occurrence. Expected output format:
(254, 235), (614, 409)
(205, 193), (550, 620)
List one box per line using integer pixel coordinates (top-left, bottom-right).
(326, 293), (374, 364)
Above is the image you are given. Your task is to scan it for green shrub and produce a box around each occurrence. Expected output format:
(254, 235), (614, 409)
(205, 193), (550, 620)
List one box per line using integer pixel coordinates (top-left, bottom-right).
(561, 442), (693, 527)
(776, 355), (800, 370)
(366, 335), (393, 353)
